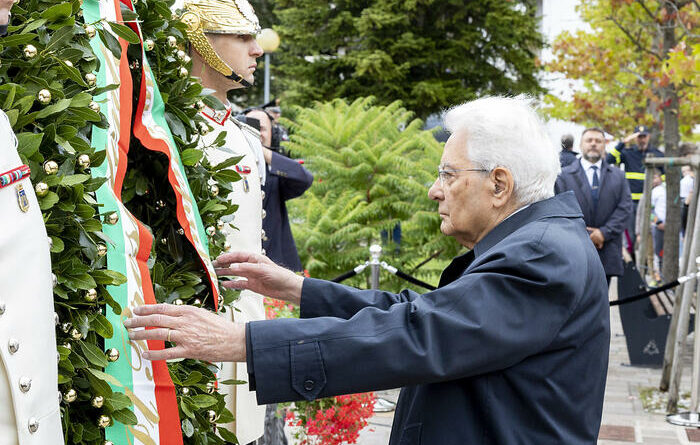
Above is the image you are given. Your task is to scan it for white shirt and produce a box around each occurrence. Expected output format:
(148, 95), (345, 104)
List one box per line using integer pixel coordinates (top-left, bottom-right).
(680, 175), (694, 200)
(580, 158), (602, 188)
(651, 183), (666, 222)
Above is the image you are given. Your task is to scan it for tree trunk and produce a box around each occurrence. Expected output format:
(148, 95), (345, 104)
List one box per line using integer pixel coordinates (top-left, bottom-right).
(661, 3), (681, 283)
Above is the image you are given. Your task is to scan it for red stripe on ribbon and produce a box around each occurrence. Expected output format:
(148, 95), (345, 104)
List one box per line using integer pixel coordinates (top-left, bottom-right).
(111, 0), (183, 442)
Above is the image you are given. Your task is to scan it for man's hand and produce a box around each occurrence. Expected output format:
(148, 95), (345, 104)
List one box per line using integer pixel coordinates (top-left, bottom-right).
(588, 228), (605, 249)
(623, 132), (640, 144)
(124, 304), (246, 362)
(214, 252), (304, 305)
(0, 0), (13, 25)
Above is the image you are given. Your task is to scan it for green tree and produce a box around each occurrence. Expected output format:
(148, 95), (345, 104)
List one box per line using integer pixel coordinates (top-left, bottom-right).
(0, 0), (240, 443)
(262, 0), (544, 119)
(285, 97), (460, 291)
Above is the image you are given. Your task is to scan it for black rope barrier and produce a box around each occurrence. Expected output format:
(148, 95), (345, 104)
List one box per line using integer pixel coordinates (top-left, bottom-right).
(394, 269), (437, 291)
(331, 270), (358, 283)
(610, 280), (681, 307)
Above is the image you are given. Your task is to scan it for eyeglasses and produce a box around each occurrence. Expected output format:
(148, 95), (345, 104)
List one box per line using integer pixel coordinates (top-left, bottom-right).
(437, 167), (488, 186)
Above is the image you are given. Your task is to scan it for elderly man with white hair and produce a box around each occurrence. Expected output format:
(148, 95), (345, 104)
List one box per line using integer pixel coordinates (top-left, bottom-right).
(125, 95), (610, 445)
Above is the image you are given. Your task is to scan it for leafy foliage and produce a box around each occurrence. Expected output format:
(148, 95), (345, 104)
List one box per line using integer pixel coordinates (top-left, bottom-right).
(0, 0), (241, 442)
(544, 0), (699, 140)
(285, 97), (460, 291)
(250, 0), (545, 119)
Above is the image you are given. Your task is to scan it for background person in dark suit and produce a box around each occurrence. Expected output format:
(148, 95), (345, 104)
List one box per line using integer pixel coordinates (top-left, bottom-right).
(560, 133), (578, 167)
(126, 96), (610, 445)
(555, 127), (633, 283)
(244, 108), (313, 271)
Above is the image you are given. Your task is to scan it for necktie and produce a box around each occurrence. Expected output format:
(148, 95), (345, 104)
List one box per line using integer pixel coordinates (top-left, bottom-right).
(590, 165), (599, 210)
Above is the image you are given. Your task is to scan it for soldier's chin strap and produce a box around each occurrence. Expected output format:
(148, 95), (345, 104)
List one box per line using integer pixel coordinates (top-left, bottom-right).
(226, 72), (253, 88)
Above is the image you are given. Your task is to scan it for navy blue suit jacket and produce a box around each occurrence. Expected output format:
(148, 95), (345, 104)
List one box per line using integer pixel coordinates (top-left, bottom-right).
(246, 193), (610, 444)
(262, 151), (313, 271)
(555, 160), (632, 276)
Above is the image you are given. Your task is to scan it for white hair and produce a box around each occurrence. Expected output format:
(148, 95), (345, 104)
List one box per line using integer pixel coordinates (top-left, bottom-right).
(443, 95), (560, 206)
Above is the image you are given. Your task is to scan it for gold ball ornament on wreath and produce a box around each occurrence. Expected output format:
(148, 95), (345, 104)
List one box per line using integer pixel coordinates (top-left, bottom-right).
(63, 60), (73, 67)
(223, 241), (232, 252)
(161, 237), (168, 245)
(63, 388), (77, 403)
(61, 322), (72, 333)
(178, 67), (189, 78)
(106, 348), (120, 362)
(216, 220), (225, 230)
(145, 39), (155, 51)
(193, 298), (202, 306)
(176, 50), (186, 60)
(85, 73), (97, 87)
(97, 415), (112, 428)
(174, 299), (184, 306)
(96, 243), (108, 257)
(207, 410), (217, 423)
(198, 121), (210, 135)
(89, 101), (100, 112)
(91, 395), (105, 408)
(84, 288), (98, 302)
(183, 55), (191, 64)
(84, 24), (97, 39)
(37, 89), (52, 105)
(206, 226), (216, 237)
(77, 154), (91, 169)
(62, 342), (71, 351)
(43, 160), (59, 175)
(34, 182), (49, 197)
(195, 100), (206, 111)
(23, 44), (37, 59)
(167, 36), (177, 47)
(181, 387), (190, 395)
(70, 328), (82, 340)
(206, 381), (216, 393)
(210, 184), (220, 196)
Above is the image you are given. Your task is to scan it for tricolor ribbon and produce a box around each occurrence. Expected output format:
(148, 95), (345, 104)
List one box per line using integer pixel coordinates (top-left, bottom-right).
(81, 0), (219, 443)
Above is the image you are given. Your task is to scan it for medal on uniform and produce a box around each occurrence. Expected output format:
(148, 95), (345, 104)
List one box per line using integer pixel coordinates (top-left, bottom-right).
(236, 164), (251, 193)
(15, 183), (30, 212)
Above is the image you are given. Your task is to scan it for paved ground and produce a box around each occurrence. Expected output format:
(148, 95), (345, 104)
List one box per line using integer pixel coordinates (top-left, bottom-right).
(353, 279), (700, 445)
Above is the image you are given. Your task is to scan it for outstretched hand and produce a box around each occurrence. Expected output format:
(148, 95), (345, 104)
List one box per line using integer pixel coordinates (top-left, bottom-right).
(213, 252), (304, 305)
(124, 304), (246, 362)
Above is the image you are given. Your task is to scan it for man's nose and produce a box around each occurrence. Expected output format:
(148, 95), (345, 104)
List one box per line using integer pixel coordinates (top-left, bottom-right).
(428, 178), (443, 201)
(251, 40), (264, 57)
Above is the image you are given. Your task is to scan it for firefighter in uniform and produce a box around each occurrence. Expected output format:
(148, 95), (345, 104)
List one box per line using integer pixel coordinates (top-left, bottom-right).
(0, 107), (64, 444)
(607, 124), (664, 244)
(180, 0), (266, 443)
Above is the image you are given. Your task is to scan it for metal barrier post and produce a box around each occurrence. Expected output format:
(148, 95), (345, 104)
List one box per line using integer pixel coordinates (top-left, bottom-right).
(370, 244), (381, 289)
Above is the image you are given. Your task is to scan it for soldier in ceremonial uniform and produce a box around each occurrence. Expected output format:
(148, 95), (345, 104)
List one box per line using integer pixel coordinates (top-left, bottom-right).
(0, 106), (64, 443)
(180, 0), (266, 443)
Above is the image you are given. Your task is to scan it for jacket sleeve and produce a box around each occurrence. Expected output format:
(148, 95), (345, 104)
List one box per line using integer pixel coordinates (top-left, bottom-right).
(246, 236), (584, 404)
(299, 278), (422, 320)
(607, 142), (624, 165)
(269, 151), (314, 201)
(599, 174), (633, 242)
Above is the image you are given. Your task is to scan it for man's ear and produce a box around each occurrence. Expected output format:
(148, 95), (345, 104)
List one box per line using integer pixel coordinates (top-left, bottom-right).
(491, 167), (514, 207)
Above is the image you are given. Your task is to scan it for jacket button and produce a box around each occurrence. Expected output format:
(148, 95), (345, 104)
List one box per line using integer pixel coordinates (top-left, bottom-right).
(261, 191), (265, 200)
(28, 417), (39, 433)
(303, 379), (314, 391)
(261, 249), (266, 256)
(0, 302), (5, 315)
(19, 377), (32, 393)
(261, 209), (266, 219)
(8, 338), (19, 354)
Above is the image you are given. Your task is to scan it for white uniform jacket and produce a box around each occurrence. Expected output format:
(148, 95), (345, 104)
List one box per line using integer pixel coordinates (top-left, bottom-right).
(0, 110), (64, 444)
(199, 106), (266, 444)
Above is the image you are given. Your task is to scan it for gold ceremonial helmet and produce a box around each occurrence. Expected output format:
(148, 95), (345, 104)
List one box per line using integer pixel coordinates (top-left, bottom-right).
(181, 0), (261, 86)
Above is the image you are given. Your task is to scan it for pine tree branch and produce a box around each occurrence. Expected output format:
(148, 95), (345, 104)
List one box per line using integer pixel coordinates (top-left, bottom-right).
(607, 15), (663, 60)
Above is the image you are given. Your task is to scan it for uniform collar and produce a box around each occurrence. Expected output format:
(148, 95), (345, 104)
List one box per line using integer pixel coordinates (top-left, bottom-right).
(201, 105), (232, 126)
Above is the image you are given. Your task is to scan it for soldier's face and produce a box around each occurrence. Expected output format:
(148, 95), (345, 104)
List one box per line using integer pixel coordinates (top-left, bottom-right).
(246, 110), (272, 147)
(580, 130), (605, 163)
(209, 33), (263, 87)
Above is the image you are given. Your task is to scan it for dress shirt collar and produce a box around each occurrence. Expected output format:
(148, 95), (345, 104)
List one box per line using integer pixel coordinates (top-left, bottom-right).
(580, 157), (602, 172)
